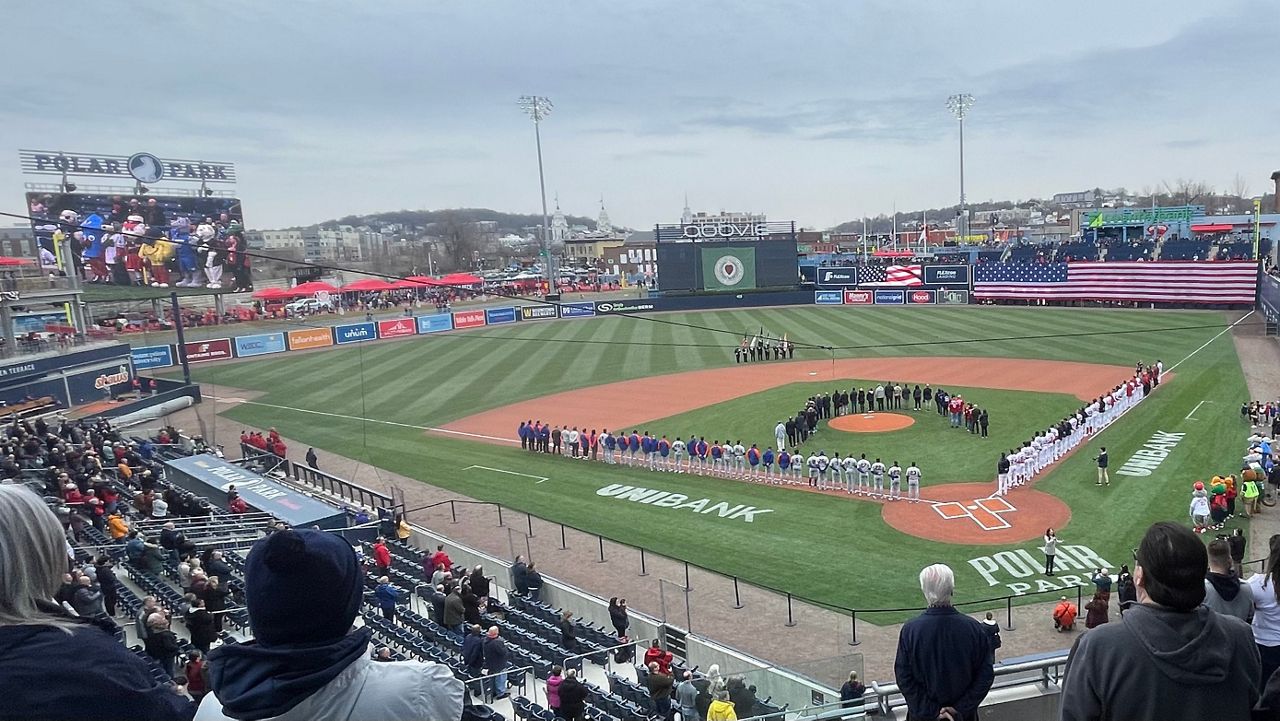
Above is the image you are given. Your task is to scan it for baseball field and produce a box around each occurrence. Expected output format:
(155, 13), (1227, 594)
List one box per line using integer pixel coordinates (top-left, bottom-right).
(183, 305), (1251, 616)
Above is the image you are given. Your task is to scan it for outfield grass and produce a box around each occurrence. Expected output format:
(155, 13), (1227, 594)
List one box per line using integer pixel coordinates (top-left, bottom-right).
(185, 306), (1251, 615)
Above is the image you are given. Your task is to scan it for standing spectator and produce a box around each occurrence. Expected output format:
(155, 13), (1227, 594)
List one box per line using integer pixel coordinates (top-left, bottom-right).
(559, 611), (578, 652)
(483, 626), (510, 699)
(144, 613), (181, 679)
(893, 563), (994, 721)
(1084, 592), (1109, 629)
(135, 596), (161, 642)
(70, 574), (104, 618)
(1091, 568), (1112, 601)
(1203, 538), (1253, 622)
(558, 668), (589, 721)
(198, 529), (463, 720)
(647, 661), (675, 720)
(1250, 534), (1280, 687)
(839, 671), (865, 710)
(1115, 564), (1137, 616)
(394, 515), (412, 542)
(706, 691), (737, 721)
(726, 677), (756, 720)
(526, 562), (544, 601)
(546, 665), (563, 718)
(512, 555), (529, 596)
(980, 612), (1001, 664)
(429, 545), (452, 574)
(305, 447), (318, 469)
(186, 597), (218, 654)
(185, 650), (209, 704)
(1060, 522), (1260, 721)
(443, 586), (465, 635)
(371, 537), (391, 575)
(375, 577), (401, 622)
(677, 671), (700, 721)
(200, 577), (230, 633)
(95, 556), (119, 618)
(469, 565), (490, 605)
(461, 625), (485, 695)
(1229, 528), (1247, 578)
(609, 597), (630, 638)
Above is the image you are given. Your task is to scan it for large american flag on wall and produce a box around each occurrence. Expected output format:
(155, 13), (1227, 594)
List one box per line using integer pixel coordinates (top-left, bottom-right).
(974, 260), (1258, 303)
(859, 264), (923, 286)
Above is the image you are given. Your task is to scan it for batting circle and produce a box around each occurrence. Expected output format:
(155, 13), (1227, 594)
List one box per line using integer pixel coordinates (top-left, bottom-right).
(713, 255), (743, 286)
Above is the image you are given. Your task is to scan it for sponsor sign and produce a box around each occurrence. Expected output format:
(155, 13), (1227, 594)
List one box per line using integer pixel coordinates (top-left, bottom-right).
(680, 222), (770, 239)
(924, 264), (971, 285)
(19, 149), (236, 183)
(234, 332), (286, 358)
(484, 306), (517, 325)
(183, 338), (233, 363)
(814, 290), (844, 305)
(377, 318), (417, 339)
(595, 484), (774, 523)
(93, 364), (131, 390)
(415, 314), (454, 334)
(286, 327), (334, 350)
(874, 289), (905, 305)
(968, 544), (1113, 596)
(130, 344), (174, 370)
(453, 310), (487, 329)
(1117, 431), (1185, 477)
(595, 300), (657, 314)
(815, 267), (859, 286)
(520, 305), (557, 320)
(908, 289), (936, 305)
(334, 322), (377, 345)
(560, 302), (596, 319)
(843, 289), (873, 305)
(938, 289), (971, 305)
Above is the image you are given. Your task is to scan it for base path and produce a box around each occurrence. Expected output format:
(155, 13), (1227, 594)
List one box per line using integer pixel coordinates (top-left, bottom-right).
(882, 482), (1071, 545)
(442, 356), (1128, 441)
(830, 413), (914, 433)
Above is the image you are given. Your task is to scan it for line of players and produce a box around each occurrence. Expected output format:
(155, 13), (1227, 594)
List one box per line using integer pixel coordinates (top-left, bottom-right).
(995, 362), (1162, 496)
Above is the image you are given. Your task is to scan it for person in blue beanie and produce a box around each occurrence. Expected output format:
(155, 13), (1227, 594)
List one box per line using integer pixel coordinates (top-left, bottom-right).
(196, 529), (463, 721)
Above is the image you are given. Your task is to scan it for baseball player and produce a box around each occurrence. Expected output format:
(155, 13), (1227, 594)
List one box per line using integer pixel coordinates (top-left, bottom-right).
(616, 433), (630, 465)
(791, 450), (805, 483)
(870, 458), (886, 497)
(842, 453), (858, 493)
(774, 421), (787, 451)
(996, 453), (1010, 496)
(733, 441), (747, 477)
(602, 430), (616, 464)
(887, 461), (902, 500)
(807, 452), (820, 487)
(628, 430), (641, 465)
(905, 462), (922, 502)
(815, 450), (830, 489)
(776, 449), (790, 484)
(761, 447), (774, 480)
(671, 436), (686, 471)
(747, 444), (761, 480)
(829, 452), (843, 491)
(687, 435), (700, 472)
(856, 454), (872, 495)
(710, 440), (725, 476)
(696, 437), (709, 473)
(657, 435), (671, 471)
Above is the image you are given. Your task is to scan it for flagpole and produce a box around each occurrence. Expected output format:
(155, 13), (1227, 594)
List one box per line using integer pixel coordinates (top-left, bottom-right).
(922, 210), (928, 254)
(892, 202), (898, 250)
(862, 217), (868, 263)
(1255, 198), (1262, 261)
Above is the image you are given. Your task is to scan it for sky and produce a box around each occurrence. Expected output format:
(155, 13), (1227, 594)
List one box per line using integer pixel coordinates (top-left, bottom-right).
(2, 0), (1277, 230)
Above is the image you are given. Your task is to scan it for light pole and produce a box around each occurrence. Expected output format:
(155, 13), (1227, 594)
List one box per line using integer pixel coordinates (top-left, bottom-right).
(946, 93), (975, 242)
(518, 94), (555, 294)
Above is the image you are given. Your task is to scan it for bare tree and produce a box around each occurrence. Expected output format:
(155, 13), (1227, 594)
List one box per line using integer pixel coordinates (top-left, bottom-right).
(1160, 178), (1214, 206)
(434, 212), (482, 271)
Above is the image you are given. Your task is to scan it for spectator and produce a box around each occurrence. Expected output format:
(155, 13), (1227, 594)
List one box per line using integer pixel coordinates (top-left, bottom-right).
(395, 514), (411, 543)
(186, 597), (218, 654)
(373, 647), (393, 662)
(1060, 522), (1260, 721)
(443, 586), (465, 634)
(135, 596), (161, 642)
(1084, 592), (1109, 629)
(94, 556), (119, 618)
(144, 613), (181, 679)
(526, 561), (544, 601)
(1115, 564), (1137, 616)
(1053, 597), (1078, 631)
(839, 671), (865, 710)
(197, 528), (463, 720)
(461, 625), (485, 695)
(375, 576), (401, 623)
(546, 665), (563, 718)
(1091, 568), (1112, 601)
(429, 544), (452, 574)
(980, 612), (1001, 663)
(609, 596), (630, 638)
(676, 670), (700, 721)
(185, 651), (209, 704)
(512, 555), (529, 595)
(460, 582), (482, 627)
(204, 551), (232, 580)
(305, 447), (318, 469)
(469, 565), (490, 604)
(1204, 537), (1253, 622)
(371, 537), (391, 575)
(706, 691), (737, 721)
(559, 610), (577, 652)
(107, 510), (129, 540)
(69, 574), (104, 618)
(429, 585), (446, 625)
(1250, 534), (1280, 687)
(647, 661), (675, 719)
(1229, 528), (1247, 578)
(200, 577), (230, 633)
(894, 563), (994, 721)
(558, 668), (589, 721)
(726, 677), (756, 720)
(483, 626), (510, 700)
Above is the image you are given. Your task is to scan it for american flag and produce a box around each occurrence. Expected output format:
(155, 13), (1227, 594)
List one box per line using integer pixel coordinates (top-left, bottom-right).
(860, 264), (923, 286)
(974, 261), (1258, 303)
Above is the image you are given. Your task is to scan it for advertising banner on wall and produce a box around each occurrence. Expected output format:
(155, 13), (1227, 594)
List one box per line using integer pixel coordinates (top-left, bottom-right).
(234, 333), (287, 358)
(287, 327), (334, 350)
(700, 247), (757, 291)
(843, 289), (873, 305)
(453, 310), (486, 329)
(874, 289), (905, 304)
(594, 300), (657, 314)
(938, 289), (971, 305)
(184, 338), (233, 363)
(416, 314), (454, 334)
(484, 306), (517, 325)
(520, 305), (557, 320)
(560, 302), (596, 318)
(334, 322), (377, 345)
(907, 290), (936, 305)
(924, 265), (971, 286)
(815, 267), (859, 286)
(377, 318), (417, 339)
(814, 290), (844, 305)
(130, 344), (175, 370)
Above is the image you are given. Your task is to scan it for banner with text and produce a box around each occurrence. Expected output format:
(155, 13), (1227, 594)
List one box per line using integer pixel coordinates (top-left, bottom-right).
(520, 305), (557, 321)
(923, 264), (970, 286)
(377, 317), (417, 339)
(184, 338), (233, 363)
(334, 322), (377, 345)
(874, 289), (905, 304)
(416, 314), (454, 334)
(287, 327), (334, 350)
(234, 332), (286, 358)
(453, 310), (486, 329)
(560, 301), (596, 318)
(130, 344), (175, 370)
(485, 306), (517, 325)
(814, 290), (844, 305)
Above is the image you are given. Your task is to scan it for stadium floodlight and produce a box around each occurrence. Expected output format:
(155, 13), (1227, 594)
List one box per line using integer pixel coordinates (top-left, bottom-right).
(518, 95), (555, 292)
(946, 93), (975, 241)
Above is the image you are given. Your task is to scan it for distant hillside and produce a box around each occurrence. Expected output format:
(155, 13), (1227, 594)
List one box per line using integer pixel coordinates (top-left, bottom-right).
(324, 208), (596, 233)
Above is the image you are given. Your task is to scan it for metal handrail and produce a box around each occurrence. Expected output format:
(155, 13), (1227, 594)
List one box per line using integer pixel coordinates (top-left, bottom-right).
(866, 654), (1069, 718)
(465, 664), (537, 705)
(559, 637), (654, 673)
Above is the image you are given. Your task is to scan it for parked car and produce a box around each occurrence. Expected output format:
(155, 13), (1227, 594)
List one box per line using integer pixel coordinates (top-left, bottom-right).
(285, 298), (334, 315)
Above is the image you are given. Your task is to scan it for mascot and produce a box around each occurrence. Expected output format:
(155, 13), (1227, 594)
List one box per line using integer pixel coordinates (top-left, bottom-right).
(139, 223), (175, 287)
(172, 217), (200, 287)
(196, 222), (223, 288)
(115, 215), (146, 286)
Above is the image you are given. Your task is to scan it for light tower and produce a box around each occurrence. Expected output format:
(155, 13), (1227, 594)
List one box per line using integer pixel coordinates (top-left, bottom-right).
(946, 93), (975, 242)
(518, 95), (555, 291)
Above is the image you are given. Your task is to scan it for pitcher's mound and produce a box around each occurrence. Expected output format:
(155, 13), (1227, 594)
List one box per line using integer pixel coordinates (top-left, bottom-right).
(830, 413), (915, 433)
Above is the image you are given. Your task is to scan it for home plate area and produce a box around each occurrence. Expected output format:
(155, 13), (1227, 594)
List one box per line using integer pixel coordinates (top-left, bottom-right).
(880, 482), (1071, 545)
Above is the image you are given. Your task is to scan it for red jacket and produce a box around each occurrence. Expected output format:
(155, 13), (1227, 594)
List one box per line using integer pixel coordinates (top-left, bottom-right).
(431, 551), (452, 573)
(373, 542), (392, 569)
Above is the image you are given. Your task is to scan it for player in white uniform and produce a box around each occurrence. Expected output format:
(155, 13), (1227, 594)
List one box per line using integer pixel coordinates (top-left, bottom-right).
(870, 458), (886, 497)
(829, 452), (843, 491)
(905, 463), (922, 502)
(856, 455), (872, 495)
(887, 462), (902, 500)
(807, 453), (821, 487)
(671, 438), (686, 472)
(791, 451), (805, 482)
(842, 454), (858, 493)
(774, 421), (787, 451)
(732, 442), (746, 477)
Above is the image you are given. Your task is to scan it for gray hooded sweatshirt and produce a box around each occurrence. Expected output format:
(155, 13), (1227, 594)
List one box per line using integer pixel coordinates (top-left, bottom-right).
(1059, 603), (1260, 721)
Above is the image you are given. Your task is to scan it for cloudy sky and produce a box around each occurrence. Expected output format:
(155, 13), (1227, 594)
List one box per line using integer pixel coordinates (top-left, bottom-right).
(3, 0), (1276, 230)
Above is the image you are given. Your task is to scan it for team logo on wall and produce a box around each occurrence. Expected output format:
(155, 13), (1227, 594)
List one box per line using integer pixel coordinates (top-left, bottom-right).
(713, 255), (745, 287)
(127, 152), (165, 183)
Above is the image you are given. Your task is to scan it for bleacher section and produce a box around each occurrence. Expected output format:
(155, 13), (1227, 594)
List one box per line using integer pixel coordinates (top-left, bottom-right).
(1102, 240), (1154, 261)
(1051, 239), (1097, 262)
(1159, 238), (1211, 260)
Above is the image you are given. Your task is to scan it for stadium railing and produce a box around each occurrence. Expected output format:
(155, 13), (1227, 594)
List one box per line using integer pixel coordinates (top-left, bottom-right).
(238, 442), (396, 512)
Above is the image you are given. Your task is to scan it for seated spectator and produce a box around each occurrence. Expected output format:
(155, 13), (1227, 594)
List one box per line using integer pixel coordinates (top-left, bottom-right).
(0, 485), (194, 720)
(1053, 596), (1078, 631)
(197, 529), (464, 720)
(1060, 522), (1260, 721)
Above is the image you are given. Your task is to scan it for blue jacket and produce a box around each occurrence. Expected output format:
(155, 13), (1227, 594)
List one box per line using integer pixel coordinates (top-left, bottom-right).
(461, 632), (484, 671)
(894, 606), (994, 721)
(374, 583), (400, 610)
(604, 434), (616, 449)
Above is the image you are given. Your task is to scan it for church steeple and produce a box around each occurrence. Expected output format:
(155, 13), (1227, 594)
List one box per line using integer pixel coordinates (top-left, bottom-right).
(597, 195), (612, 235)
(681, 193), (693, 224)
(550, 193), (569, 243)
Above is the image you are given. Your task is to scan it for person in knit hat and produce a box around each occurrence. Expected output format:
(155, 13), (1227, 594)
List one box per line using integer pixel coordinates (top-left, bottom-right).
(196, 529), (463, 721)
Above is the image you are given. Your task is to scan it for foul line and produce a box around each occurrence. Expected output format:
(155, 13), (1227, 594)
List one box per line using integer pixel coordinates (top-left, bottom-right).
(207, 399), (518, 444)
(1168, 310), (1253, 372)
(1185, 400), (1210, 421)
(464, 465), (549, 483)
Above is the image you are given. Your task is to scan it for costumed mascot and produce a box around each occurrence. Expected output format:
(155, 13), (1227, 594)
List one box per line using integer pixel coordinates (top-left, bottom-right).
(172, 217), (200, 287)
(116, 215), (146, 286)
(139, 223), (175, 287)
(196, 222), (224, 289)
(79, 212), (110, 283)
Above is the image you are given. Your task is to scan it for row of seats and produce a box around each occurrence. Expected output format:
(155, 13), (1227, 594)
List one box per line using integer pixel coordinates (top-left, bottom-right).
(506, 593), (618, 649)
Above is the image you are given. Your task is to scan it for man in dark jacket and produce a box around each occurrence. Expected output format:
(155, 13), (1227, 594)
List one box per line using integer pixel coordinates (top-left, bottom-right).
(647, 662), (675, 720)
(70, 575), (104, 618)
(429, 585), (447, 625)
(461, 625), (485, 696)
(526, 562), (544, 601)
(186, 597), (219, 653)
(374, 577), (401, 622)
(558, 668), (589, 721)
(1060, 522), (1260, 721)
(443, 587), (466, 634)
(143, 614), (181, 678)
(894, 563), (993, 721)
(727, 677), (757, 719)
(95, 556), (119, 617)
(483, 627), (510, 699)
(512, 556), (529, 596)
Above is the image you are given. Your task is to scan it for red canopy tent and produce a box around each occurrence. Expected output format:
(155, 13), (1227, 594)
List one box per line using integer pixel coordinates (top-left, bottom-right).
(341, 278), (397, 292)
(0, 256), (34, 266)
(291, 281), (339, 294)
(251, 287), (297, 300)
(440, 273), (483, 285)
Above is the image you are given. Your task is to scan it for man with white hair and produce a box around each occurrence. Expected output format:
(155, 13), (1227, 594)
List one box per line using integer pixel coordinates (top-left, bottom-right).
(894, 564), (994, 721)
